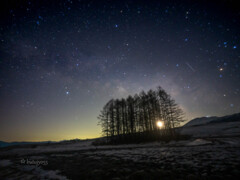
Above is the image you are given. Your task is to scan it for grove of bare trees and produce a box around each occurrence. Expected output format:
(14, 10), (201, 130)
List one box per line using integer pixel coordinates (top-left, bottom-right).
(98, 86), (185, 143)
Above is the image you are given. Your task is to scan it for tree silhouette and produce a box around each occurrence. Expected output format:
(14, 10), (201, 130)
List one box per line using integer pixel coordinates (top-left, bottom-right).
(98, 86), (185, 143)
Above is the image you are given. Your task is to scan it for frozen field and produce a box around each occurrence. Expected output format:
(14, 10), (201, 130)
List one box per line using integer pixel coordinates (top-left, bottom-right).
(0, 136), (240, 180)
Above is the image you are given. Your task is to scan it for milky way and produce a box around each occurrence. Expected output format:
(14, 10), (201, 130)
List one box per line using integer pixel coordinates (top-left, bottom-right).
(0, 0), (239, 141)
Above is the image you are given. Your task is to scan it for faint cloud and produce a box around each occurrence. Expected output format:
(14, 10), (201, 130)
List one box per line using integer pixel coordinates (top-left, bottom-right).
(117, 86), (128, 96)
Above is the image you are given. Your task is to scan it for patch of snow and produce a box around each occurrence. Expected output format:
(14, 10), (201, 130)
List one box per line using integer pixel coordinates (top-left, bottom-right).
(51, 154), (75, 157)
(35, 168), (68, 180)
(20, 165), (36, 171)
(29, 155), (46, 160)
(19, 165), (68, 180)
(0, 140), (166, 156)
(83, 138), (240, 172)
(187, 139), (212, 146)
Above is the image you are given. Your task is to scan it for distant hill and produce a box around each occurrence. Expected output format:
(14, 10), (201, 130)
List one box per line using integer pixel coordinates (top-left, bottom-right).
(184, 113), (240, 127)
(184, 116), (218, 127)
(0, 141), (10, 147)
(0, 141), (53, 148)
(208, 113), (240, 124)
(181, 113), (240, 137)
(0, 139), (87, 148)
(0, 141), (33, 148)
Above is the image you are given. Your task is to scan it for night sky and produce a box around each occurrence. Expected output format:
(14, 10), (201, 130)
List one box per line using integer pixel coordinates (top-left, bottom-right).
(0, 0), (239, 142)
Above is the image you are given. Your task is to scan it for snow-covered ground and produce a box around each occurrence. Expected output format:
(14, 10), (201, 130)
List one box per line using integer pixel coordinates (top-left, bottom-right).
(181, 113), (240, 137)
(180, 121), (240, 137)
(82, 137), (240, 167)
(1, 136), (240, 179)
(0, 158), (68, 180)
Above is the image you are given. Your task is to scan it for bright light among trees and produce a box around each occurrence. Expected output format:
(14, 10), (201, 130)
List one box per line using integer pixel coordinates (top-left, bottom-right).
(157, 121), (163, 128)
(98, 86), (185, 143)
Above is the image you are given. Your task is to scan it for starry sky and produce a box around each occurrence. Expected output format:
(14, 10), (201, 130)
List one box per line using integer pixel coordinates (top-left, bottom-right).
(0, 0), (239, 142)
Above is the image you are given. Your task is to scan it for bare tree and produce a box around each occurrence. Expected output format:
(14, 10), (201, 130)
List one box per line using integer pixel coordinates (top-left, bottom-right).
(98, 86), (186, 143)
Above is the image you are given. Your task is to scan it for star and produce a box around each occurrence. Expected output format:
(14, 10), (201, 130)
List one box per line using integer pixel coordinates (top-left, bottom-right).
(1, 0), (240, 143)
